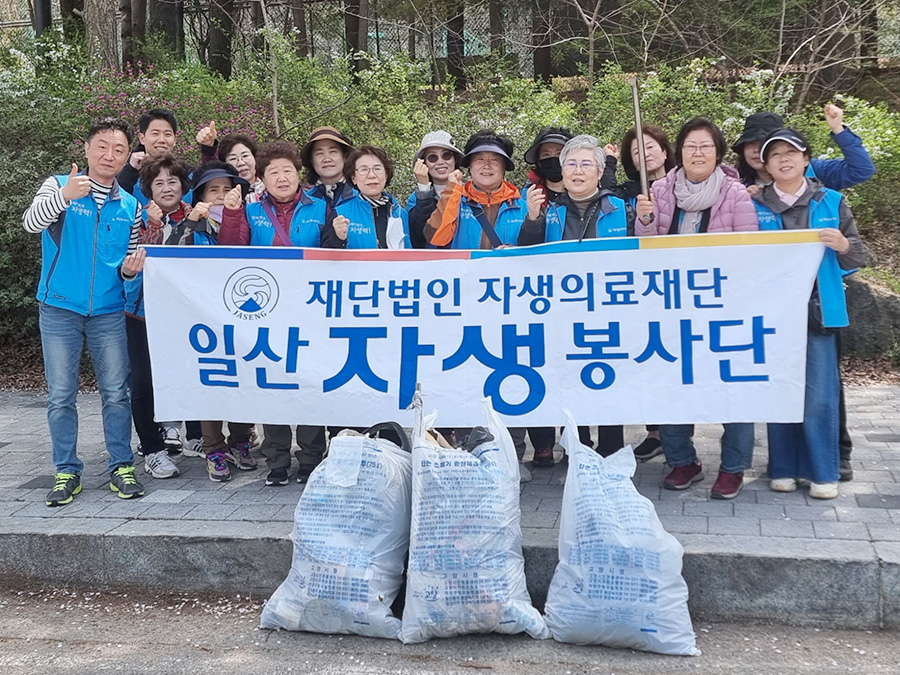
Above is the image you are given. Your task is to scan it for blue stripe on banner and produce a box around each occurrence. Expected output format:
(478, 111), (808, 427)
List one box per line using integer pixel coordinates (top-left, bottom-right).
(143, 246), (306, 259)
(470, 238), (640, 258)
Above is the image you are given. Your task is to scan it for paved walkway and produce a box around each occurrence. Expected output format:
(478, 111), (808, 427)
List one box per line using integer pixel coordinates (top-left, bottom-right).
(1, 387), (898, 628)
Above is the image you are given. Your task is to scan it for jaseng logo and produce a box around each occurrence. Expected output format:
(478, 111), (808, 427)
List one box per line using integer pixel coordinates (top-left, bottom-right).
(223, 267), (280, 320)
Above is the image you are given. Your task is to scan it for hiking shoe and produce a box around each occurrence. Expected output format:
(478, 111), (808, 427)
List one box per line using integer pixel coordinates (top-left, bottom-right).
(839, 458), (854, 482)
(207, 451), (232, 482)
(710, 470), (744, 499)
(295, 463), (317, 484)
(110, 465), (145, 499)
(249, 425), (261, 449)
(230, 438), (257, 471)
(181, 437), (205, 458)
(770, 477), (798, 492)
(663, 462), (704, 490)
(144, 450), (179, 479)
(266, 468), (289, 487)
(633, 436), (663, 461)
(46, 473), (82, 507)
(162, 425), (182, 450)
(532, 446), (555, 468)
(809, 481), (839, 499)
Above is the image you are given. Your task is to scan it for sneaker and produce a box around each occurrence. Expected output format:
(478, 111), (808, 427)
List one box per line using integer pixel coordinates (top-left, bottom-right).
(109, 465), (145, 499)
(295, 463), (317, 484)
(663, 462), (704, 490)
(249, 425), (261, 449)
(181, 437), (205, 458)
(839, 458), (854, 482)
(710, 470), (744, 499)
(266, 468), (289, 487)
(144, 450), (180, 479)
(162, 425), (182, 450)
(230, 438), (257, 471)
(633, 436), (663, 461)
(46, 473), (82, 507)
(136, 443), (145, 457)
(532, 446), (555, 468)
(206, 451), (232, 482)
(519, 462), (533, 484)
(809, 481), (839, 499)
(770, 477), (798, 492)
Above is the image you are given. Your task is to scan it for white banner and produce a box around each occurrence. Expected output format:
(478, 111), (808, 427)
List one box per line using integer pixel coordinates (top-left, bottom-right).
(143, 231), (823, 427)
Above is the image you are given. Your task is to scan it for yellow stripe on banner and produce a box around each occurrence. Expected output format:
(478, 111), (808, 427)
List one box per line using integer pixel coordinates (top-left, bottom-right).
(639, 230), (821, 249)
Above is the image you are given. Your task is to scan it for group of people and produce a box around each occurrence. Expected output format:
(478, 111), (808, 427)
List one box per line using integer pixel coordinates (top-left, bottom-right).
(23, 100), (874, 507)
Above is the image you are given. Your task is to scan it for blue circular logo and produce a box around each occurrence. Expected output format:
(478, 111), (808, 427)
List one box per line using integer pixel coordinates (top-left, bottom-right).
(223, 267), (279, 319)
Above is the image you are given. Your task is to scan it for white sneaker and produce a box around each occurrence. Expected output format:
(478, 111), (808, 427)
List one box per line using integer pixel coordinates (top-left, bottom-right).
(144, 450), (180, 479)
(809, 481), (839, 499)
(162, 425), (182, 450)
(519, 462), (533, 484)
(770, 478), (797, 492)
(181, 438), (205, 458)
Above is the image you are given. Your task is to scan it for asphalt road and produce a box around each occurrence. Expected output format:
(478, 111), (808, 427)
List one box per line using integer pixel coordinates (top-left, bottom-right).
(0, 585), (897, 674)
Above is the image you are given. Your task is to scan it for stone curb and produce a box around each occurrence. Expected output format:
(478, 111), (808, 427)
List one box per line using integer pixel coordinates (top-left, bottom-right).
(1, 520), (896, 630)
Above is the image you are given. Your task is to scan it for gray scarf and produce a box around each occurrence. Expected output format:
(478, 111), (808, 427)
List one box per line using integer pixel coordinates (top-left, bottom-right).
(673, 166), (724, 234)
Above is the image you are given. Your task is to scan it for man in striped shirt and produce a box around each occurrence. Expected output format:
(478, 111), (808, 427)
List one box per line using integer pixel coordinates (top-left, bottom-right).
(23, 118), (147, 507)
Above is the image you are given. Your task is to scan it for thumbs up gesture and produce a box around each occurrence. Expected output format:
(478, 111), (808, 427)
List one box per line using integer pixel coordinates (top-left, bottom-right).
(60, 164), (91, 203)
(196, 121), (218, 147)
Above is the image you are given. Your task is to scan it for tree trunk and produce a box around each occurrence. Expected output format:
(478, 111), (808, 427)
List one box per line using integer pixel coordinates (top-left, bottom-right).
(407, 8), (416, 59)
(446, 0), (465, 89)
(489, 0), (503, 55)
(33, 0), (53, 37)
(85, 0), (119, 69)
(345, 0), (369, 73)
(250, 0), (263, 50)
(293, 1), (310, 57)
(59, 0), (85, 41)
(149, 0), (184, 59)
(132, 0), (146, 55)
(121, 0), (134, 66)
(209, 0), (234, 78)
(859, 1), (879, 74)
(533, 0), (551, 83)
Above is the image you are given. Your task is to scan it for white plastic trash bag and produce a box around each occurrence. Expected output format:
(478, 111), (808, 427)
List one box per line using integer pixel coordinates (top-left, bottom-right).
(543, 410), (700, 655)
(400, 402), (550, 644)
(260, 425), (412, 639)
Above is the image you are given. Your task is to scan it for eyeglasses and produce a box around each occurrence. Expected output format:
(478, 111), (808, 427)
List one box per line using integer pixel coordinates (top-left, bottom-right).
(682, 143), (716, 155)
(562, 160), (598, 172)
(226, 152), (254, 164)
(425, 150), (455, 164)
(355, 164), (386, 176)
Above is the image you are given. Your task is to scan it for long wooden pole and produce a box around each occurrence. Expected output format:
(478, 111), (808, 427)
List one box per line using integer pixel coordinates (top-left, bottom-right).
(630, 77), (649, 197)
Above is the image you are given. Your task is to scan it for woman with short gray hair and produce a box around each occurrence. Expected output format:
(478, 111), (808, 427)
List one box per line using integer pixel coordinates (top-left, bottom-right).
(518, 133), (631, 463)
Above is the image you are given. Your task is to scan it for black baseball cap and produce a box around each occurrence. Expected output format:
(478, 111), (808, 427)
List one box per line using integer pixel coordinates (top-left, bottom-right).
(760, 128), (810, 162)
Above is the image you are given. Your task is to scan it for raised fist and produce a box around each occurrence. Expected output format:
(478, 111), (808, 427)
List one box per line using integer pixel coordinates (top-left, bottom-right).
(526, 185), (545, 220)
(332, 215), (350, 241)
(223, 185), (243, 210)
(190, 201), (211, 221)
(145, 200), (163, 225)
(129, 150), (146, 170)
(604, 143), (620, 160)
(447, 169), (464, 186)
(413, 157), (430, 185)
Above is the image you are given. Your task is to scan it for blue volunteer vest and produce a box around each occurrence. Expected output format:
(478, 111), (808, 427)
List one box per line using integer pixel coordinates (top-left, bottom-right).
(450, 195), (528, 249)
(544, 195), (628, 242)
(335, 193), (410, 249)
(246, 192), (326, 247)
(755, 188), (848, 328)
(38, 174), (137, 316)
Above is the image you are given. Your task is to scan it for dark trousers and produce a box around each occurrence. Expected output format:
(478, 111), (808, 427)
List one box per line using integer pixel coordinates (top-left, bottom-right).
(125, 315), (166, 455)
(527, 426), (556, 451)
(579, 425), (625, 458)
(262, 424), (326, 471)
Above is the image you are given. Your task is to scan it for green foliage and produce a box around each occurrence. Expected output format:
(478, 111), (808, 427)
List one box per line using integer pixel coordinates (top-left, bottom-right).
(2, 33), (900, 346)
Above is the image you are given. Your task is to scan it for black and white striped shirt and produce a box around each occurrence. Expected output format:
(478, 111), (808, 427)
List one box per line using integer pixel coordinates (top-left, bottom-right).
(22, 176), (142, 276)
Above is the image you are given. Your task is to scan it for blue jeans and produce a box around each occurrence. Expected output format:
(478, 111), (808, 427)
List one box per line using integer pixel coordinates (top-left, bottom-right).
(767, 331), (839, 483)
(659, 422), (755, 474)
(40, 304), (134, 475)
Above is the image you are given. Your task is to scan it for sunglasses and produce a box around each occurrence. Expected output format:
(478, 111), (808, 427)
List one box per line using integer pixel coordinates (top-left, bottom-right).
(425, 150), (456, 164)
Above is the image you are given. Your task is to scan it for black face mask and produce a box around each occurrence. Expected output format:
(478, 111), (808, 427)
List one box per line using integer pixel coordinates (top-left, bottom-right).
(536, 156), (563, 183)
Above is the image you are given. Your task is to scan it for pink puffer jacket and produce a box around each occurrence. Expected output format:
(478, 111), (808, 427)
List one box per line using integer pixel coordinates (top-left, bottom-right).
(636, 165), (759, 236)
